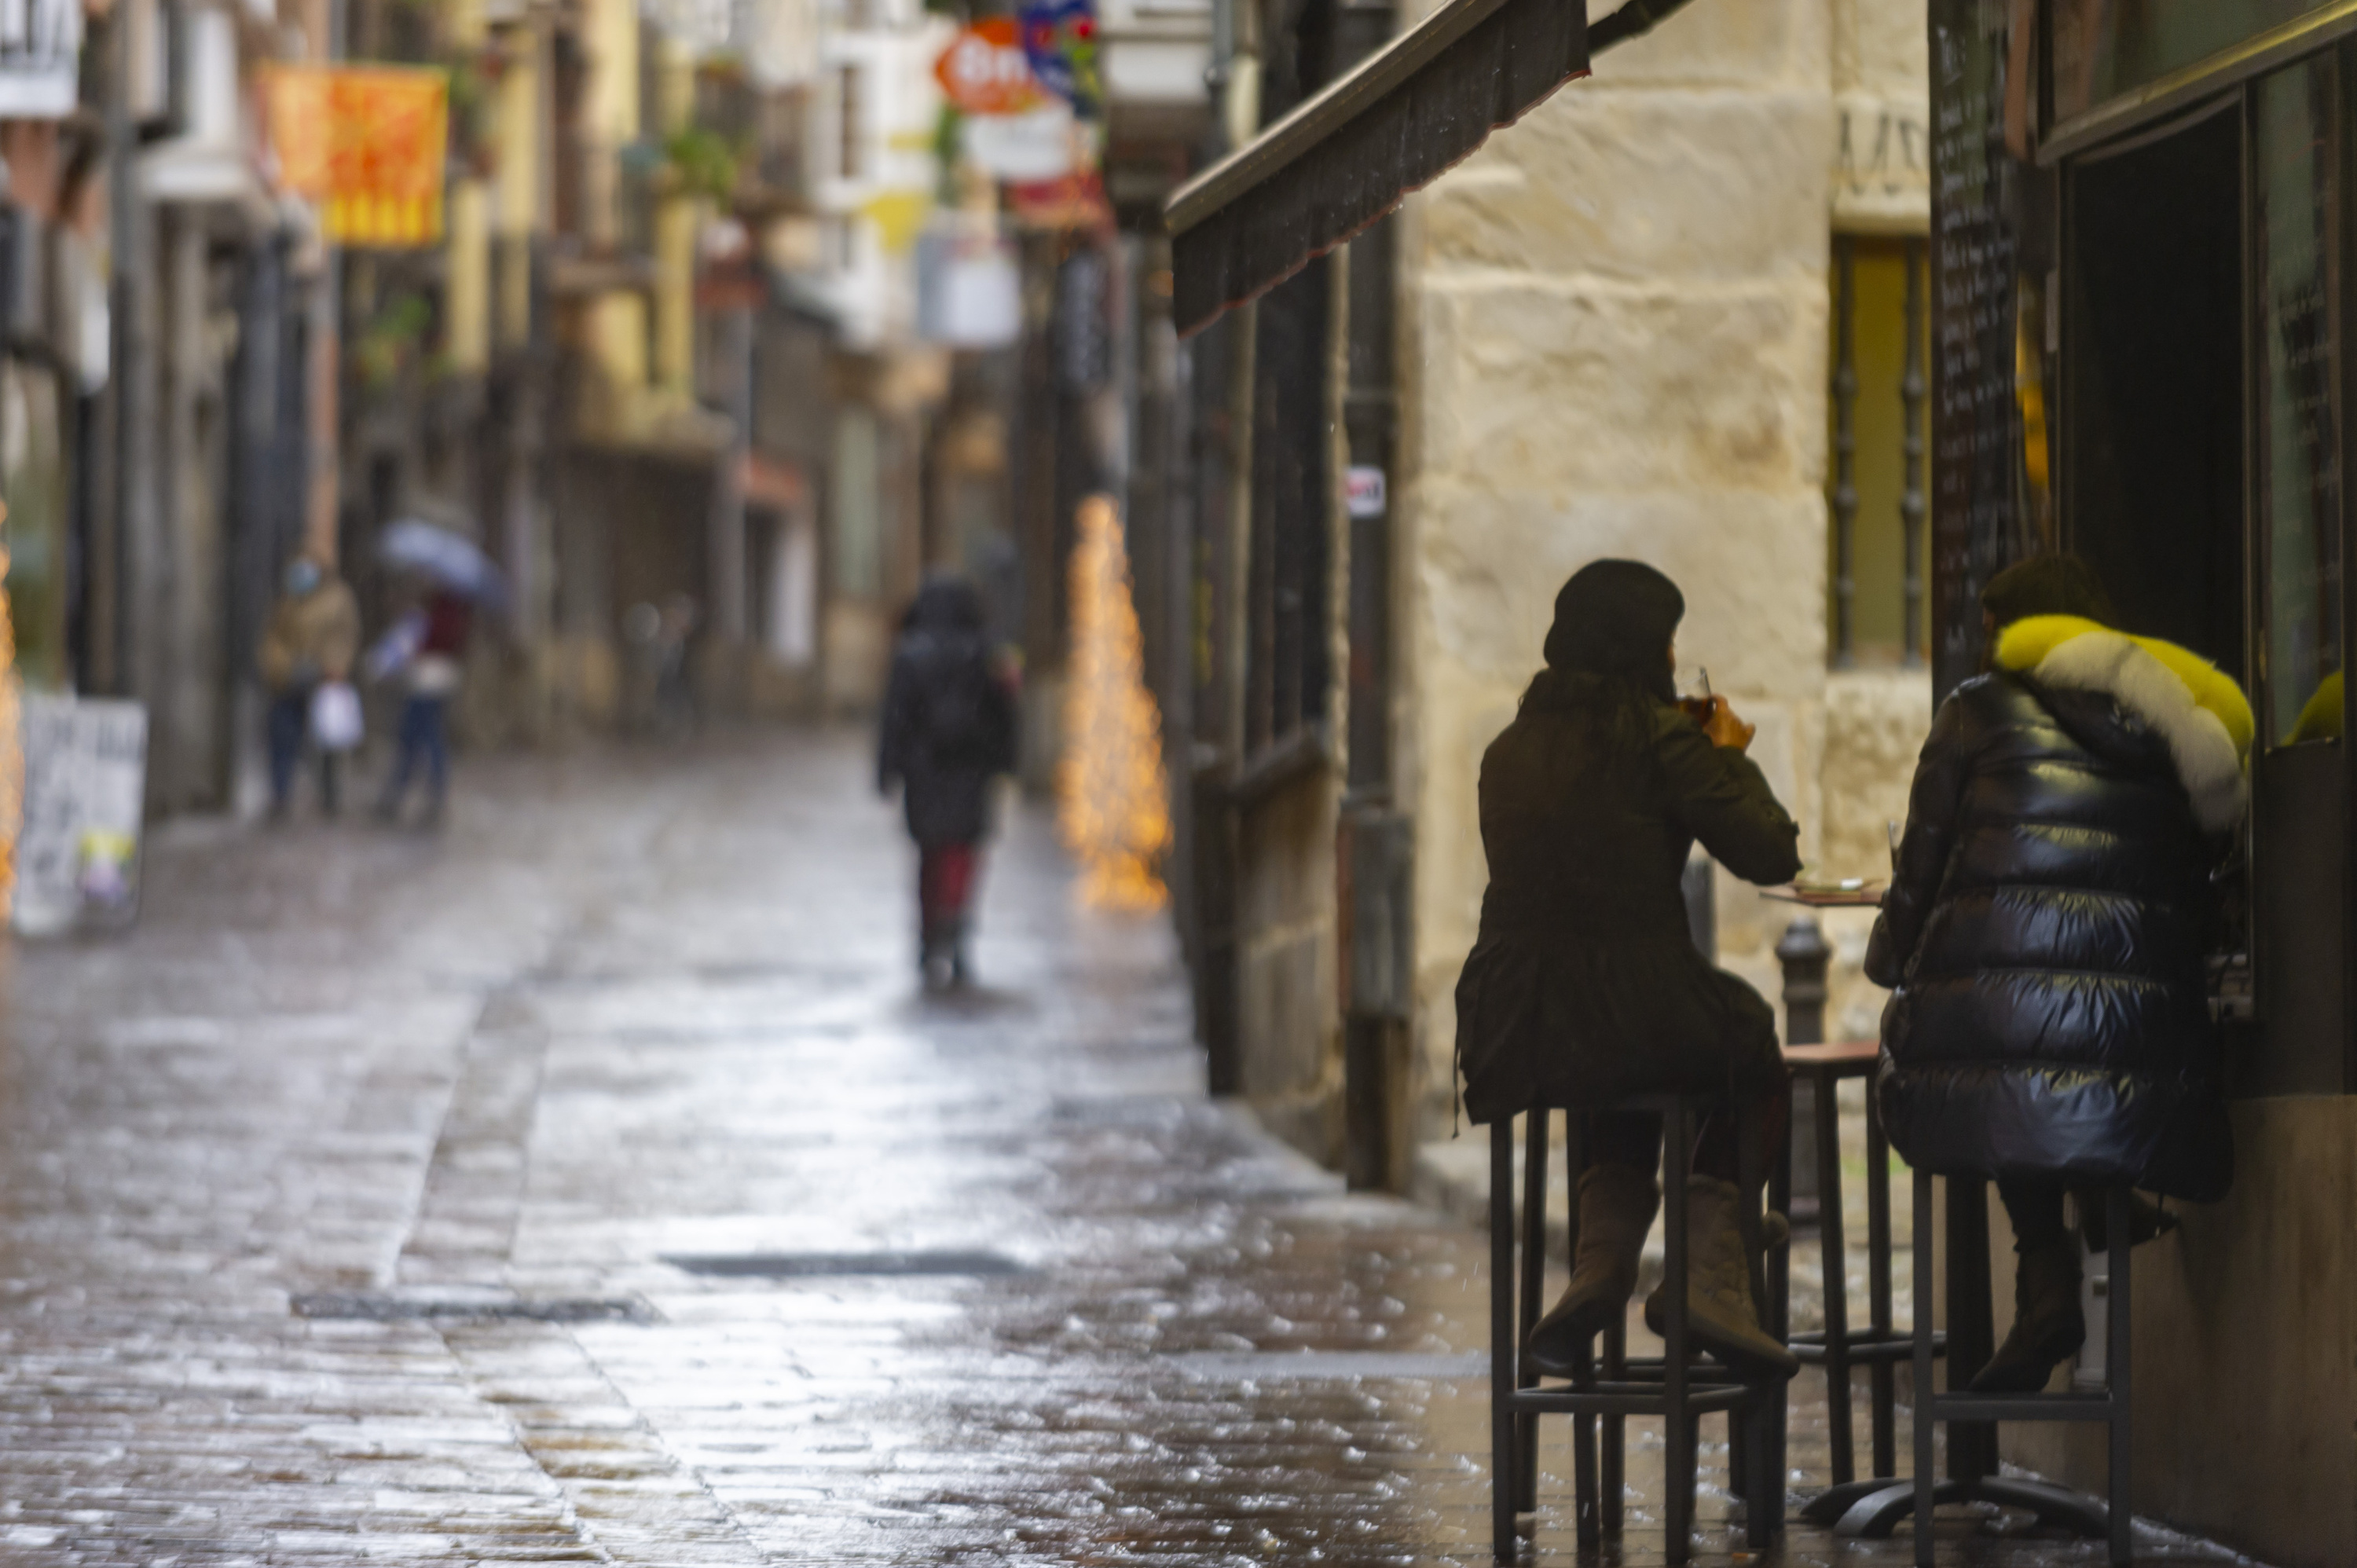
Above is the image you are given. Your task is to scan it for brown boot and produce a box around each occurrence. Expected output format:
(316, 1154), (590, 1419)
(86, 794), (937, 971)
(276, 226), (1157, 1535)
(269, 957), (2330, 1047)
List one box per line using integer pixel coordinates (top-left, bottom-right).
(1523, 1163), (1659, 1378)
(1969, 1243), (2084, 1393)
(1643, 1175), (1800, 1378)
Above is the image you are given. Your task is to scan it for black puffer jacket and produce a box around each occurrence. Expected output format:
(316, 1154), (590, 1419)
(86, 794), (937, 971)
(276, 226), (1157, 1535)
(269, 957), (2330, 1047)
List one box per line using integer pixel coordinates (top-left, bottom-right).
(1868, 617), (2249, 1202)
(1455, 672), (1803, 1124)
(878, 581), (1018, 847)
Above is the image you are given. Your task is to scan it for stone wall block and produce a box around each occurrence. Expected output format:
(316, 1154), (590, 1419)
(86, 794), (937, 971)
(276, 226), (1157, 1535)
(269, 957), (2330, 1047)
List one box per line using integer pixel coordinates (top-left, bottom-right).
(1418, 283), (1825, 496)
(1414, 490), (1828, 697)
(1579, 0), (1822, 88)
(1423, 90), (1836, 283)
(1833, 0), (1929, 100)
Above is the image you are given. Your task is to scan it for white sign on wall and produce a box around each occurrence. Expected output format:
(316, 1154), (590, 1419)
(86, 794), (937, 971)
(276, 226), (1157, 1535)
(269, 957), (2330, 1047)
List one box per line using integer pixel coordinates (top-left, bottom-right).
(1345, 464), (1387, 519)
(0, 0), (84, 119)
(13, 696), (147, 936)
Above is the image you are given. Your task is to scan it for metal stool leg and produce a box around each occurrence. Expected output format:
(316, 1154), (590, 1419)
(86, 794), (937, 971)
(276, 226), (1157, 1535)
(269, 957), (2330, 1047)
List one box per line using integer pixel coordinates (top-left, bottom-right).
(1737, 1106), (1782, 1548)
(1516, 1110), (1549, 1514)
(1663, 1095), (1695, 1565)
(1865, 1081), (1897, 1478)
(1814, 1071), (1855, 1484)
(1912, 1167), (1936, 1568)
(2108, 1184), (2133, 1567)
(1489, 1119), (1518, 1561)
(1565, 1120), (1600, 1549)
(1601, 1312), (1626, 1535)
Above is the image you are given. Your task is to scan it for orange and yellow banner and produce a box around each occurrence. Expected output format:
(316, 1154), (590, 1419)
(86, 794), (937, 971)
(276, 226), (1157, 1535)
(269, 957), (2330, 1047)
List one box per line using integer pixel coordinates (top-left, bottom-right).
(266, 66), (449, 247)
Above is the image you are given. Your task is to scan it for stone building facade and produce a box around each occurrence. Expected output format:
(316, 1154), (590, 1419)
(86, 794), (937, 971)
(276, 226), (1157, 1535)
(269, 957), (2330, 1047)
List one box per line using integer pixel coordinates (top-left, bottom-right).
(1394, 0), (1934, 1134)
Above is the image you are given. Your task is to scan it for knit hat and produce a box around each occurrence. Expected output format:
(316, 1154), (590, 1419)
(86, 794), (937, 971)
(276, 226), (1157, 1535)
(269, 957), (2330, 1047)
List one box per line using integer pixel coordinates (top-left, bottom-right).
(1543, 559), (1684, 705)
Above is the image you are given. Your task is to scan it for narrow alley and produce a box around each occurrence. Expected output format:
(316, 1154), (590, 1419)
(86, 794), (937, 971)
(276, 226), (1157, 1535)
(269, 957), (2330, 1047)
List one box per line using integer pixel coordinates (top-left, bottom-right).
(0, 734), (2253, 1566)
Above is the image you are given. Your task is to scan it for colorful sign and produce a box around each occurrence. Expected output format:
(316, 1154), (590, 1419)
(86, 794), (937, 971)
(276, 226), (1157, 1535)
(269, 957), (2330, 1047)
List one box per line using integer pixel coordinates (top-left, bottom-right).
(935, 20), (1043, 117)
(1017, 0), (1102, 116)
(267, 67), (449, 247)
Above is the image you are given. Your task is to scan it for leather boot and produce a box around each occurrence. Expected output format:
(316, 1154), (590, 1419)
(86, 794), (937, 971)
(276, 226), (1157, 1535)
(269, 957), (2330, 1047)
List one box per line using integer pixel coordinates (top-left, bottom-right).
(1643, 1175), (1800, 1378)
(1969, 1242), (2084, 1393)
(1523, 1163), (1659, 1377)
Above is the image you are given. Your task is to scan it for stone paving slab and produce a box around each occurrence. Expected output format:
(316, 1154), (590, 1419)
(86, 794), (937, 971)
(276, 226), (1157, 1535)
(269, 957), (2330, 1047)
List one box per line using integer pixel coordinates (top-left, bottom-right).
(1, 731), (2260, 1566)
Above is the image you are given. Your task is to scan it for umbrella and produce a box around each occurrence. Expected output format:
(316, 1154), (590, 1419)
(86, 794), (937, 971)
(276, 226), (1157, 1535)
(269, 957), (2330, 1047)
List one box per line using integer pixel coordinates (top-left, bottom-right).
(379, 518), (508, 607)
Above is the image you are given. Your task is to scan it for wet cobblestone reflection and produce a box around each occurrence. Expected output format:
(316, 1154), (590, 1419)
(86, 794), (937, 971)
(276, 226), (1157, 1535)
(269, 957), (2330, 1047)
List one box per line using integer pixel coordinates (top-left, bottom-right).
(3, 735), (2257, 1564)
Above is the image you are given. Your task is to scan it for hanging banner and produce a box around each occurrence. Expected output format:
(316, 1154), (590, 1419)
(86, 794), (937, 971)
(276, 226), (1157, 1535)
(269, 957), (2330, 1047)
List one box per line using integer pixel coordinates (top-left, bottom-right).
(266, 66), (449, 247)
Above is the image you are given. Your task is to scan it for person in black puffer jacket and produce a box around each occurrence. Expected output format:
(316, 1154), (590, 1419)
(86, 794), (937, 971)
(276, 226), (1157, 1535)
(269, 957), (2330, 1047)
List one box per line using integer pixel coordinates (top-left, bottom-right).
(1869, 554), (2250, 1392)
(878, 577), (1020, 987)
(1457, 560), (1803, 1377)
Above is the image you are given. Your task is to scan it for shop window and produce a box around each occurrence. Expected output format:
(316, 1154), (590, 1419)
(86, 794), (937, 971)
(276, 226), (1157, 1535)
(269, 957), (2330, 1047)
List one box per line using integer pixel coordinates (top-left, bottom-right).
(2051, 2), (2341, 123)
(2255, 55), (2344, 746)
(837, 64), (864, 183)
(1244, 258), (1331, 758)
(833, 406), (880, 598)
(1826, 235), (1930, 667)
(2064, 98), (2247, 679)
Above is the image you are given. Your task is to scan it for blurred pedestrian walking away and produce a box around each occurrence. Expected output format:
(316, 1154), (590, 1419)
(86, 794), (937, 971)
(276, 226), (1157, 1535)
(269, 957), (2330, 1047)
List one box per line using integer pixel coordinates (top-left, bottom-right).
(258, 553), (361, 820)
(373, 586), (474, 829)
(1454, 559), (1803, 1379)
(878, 577), (1018, 988)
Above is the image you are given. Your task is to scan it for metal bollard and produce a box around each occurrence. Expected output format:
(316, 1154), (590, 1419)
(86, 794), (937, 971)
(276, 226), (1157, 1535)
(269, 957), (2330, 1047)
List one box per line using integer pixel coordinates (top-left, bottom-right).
(1777, 914), (1832, 1220)
(1776, 914), (1831, 1046)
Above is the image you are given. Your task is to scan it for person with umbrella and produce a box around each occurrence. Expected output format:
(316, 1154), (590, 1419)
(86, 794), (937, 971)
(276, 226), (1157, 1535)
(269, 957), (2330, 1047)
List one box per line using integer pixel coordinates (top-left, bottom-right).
(370, 520), (502, 828)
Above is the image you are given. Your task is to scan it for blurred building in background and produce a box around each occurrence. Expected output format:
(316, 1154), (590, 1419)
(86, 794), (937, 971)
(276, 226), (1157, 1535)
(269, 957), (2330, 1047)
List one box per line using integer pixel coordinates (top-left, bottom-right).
(3, 0), (1211, 811)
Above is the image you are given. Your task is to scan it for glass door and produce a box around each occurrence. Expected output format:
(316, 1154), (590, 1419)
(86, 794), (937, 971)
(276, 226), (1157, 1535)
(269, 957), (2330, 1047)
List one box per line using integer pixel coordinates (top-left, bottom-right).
(2247, 50), (2350, 1094)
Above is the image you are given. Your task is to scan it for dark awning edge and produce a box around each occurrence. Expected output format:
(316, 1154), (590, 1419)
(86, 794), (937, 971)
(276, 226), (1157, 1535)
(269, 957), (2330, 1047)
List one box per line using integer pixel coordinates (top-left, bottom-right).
(1168, 0), (1697, 336)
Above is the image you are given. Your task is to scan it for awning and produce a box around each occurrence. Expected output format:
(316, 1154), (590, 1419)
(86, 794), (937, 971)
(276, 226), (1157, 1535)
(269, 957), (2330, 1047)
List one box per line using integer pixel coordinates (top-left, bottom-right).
(1165, 0), (1694, 335)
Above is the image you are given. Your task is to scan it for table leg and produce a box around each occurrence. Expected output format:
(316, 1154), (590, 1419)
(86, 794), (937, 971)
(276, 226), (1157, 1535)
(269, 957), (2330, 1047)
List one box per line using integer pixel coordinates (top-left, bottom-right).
(1815, 1071), (1853, 1485)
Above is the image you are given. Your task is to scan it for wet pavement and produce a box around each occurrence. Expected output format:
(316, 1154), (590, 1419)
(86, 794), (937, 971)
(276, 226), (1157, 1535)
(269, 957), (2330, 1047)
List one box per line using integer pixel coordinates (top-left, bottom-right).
(3, 730), (2260, 1565)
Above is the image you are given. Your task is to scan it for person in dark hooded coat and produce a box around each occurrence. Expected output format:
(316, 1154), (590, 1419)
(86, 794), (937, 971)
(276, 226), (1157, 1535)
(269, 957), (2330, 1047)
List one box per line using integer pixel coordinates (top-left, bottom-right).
(878, 577), (1019, 986)
(1455, 560), (1803, 1376)
(1868, 553), (2249, 1391)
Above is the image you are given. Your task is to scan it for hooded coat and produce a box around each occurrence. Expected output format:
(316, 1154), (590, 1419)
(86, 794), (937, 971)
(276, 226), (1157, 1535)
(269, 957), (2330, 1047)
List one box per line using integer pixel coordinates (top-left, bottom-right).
(1453, 560), (1805, 1128)
(878, 581), (1018, 847)
(258, 573), (361, 691)
(1868, 614), (2252, 1202)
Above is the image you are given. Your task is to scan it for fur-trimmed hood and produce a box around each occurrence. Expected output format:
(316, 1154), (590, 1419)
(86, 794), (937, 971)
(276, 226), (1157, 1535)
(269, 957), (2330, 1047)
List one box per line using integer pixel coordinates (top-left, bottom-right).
(1994, 615), (2253, 833)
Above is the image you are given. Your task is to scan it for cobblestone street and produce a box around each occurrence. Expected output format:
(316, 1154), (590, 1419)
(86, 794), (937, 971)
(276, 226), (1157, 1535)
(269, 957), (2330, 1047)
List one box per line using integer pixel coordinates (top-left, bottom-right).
(1, 732), (2257, 1566)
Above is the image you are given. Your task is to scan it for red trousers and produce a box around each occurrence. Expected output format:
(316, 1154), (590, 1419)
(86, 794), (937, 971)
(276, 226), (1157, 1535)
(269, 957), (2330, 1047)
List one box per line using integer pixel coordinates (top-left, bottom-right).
(918, 843), (981, 936)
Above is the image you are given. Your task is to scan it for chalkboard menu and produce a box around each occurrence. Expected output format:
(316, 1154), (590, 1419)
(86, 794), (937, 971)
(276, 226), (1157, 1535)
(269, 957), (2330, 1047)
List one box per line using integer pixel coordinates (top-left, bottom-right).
(1930, 0), (2055, 702)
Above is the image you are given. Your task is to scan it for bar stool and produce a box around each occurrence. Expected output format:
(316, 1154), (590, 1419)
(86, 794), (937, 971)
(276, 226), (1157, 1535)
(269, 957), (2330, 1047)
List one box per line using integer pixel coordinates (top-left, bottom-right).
(1772, 1041), (1944, 1508)
(1826, 1176), (2134, 1564)
(1488, 1092), (1788, 1564)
